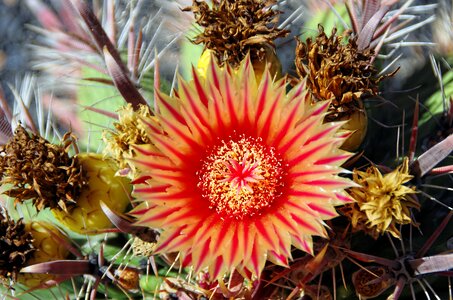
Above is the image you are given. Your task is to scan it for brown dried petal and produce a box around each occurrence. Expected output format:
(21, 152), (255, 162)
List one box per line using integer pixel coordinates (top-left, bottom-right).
(0, 213), (35, 285)
(185, 0), (289, 67)
(0, 125), (87, 212)
(295, 26), (388, 120)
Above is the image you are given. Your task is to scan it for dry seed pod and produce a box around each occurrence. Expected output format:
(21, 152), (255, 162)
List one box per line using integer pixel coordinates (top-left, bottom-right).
(0, 126), (131, 234)
(115, 267), (140, 291)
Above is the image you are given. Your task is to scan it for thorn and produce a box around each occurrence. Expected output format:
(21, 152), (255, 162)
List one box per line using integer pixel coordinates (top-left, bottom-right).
(408, 99), (419, 163)
(103, 47), (148, 109)
(411, 134), (453, 177)
(100, 201), (158, 243)
(68, 0), (124, 72)
(21, 260), (91, 275)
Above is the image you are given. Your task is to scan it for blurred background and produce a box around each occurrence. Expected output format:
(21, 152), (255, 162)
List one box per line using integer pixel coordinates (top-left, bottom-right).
(0, 0), (39, 102)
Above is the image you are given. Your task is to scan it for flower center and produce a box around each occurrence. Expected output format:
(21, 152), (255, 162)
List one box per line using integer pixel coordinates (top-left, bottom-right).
(198, 136), (284, 219)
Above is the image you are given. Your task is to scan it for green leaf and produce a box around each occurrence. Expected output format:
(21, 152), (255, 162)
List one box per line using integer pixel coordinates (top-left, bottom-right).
(301, 4), (350, 41)
(2, 279), (78, 300)
(140, 275), (163, 295)
(180, 27), (204, 80)
(419, 70), (453, 127)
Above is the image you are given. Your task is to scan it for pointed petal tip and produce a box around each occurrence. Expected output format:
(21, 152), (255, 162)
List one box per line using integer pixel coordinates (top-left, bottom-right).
(21, 260), (90, 275)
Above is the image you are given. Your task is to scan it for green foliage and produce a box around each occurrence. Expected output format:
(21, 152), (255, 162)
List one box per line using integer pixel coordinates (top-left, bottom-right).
(301, 4), (349, 41)
(77, 67), (125, 151)
(180, 28), (204, 80)
(419, 69), (453, 127)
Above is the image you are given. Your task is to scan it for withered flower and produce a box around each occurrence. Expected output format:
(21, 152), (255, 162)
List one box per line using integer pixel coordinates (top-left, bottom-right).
(341, 158), (419, 239)
(0, 125), (87, 212)
(295, 26), (390, 150)
(296, 26), (382, 115)
(0, 212), (35, 285)
(184, 0), (289, 68)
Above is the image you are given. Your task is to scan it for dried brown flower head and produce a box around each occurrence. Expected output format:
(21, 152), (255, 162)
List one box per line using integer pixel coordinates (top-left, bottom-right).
(0, 125), (87, 212)
(295, 26), (384, 121)
(184, 0), (289, 68)
(0, 213), (35, 285)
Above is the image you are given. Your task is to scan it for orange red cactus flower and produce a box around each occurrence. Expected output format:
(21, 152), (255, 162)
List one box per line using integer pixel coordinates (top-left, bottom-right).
(129, 57), (354, 279)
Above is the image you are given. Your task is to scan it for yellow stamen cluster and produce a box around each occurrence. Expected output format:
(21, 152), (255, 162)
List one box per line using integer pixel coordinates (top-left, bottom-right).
(131, 237), (156, 258)
(103, 104), (152, 177)
(198, 136), (285, 219)
(341, 158), (419, 239)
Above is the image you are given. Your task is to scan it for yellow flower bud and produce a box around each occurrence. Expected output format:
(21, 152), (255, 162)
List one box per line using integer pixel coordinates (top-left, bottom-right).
(338, 101), (368, 151)
(197, 47), (282, 83)
(52, 153), (131, 234)
(17, 222), (69, 288)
